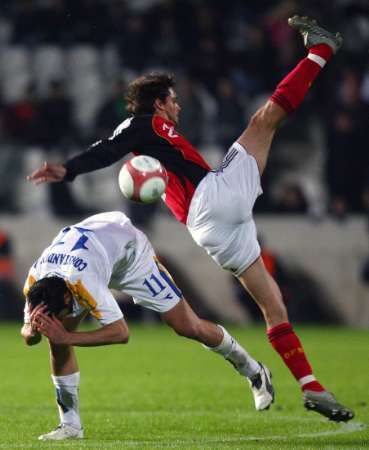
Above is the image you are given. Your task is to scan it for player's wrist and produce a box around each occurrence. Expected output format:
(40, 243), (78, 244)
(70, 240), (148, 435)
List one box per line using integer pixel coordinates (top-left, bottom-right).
(63, 331), (74, 346)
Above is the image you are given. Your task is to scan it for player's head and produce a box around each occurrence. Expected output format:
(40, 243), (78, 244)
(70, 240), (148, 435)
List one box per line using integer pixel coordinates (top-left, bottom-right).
(27, 276), (72, 318)
(125, 73), (181, 124)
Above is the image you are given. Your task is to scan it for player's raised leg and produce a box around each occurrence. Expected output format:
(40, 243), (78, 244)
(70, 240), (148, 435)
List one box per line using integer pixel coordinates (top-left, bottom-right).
(238, 256), (354, 422)
(237, 15), (343, 175)
(161, 299), (274, 411)
(38, 317), (84, 441)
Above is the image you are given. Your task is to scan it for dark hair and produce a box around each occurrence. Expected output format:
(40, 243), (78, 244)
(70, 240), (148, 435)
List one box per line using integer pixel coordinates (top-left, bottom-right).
(125, 73), (175, 114)
(27, 276), (70, 315)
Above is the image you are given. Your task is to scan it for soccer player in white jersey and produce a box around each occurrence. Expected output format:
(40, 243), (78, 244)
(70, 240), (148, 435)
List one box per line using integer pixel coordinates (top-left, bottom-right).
(21, 211), (274, 441)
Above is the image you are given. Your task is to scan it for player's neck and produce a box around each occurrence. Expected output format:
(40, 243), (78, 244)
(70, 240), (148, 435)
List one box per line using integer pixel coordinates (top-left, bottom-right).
(154, 111), (175, 125)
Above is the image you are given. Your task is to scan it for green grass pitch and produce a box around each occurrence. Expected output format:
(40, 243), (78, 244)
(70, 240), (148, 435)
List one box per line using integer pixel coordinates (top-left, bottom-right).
(0, 323), (368, 449)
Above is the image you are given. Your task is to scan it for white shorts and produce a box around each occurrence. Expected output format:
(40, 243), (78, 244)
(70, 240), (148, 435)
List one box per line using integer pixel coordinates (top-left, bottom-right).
(186, 142), (262, 277)
(110, 229), (183, 313)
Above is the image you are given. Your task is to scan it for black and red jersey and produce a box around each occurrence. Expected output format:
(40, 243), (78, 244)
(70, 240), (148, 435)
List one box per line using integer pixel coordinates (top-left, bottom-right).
(65, 115), (211, 223)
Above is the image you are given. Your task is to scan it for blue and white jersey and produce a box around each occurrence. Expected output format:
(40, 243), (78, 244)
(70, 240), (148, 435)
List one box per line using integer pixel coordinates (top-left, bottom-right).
(24, 212), (182, 325)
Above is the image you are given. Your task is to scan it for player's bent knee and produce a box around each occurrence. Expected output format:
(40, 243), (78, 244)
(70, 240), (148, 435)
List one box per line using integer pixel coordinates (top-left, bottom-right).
(249, 104), (277, 132)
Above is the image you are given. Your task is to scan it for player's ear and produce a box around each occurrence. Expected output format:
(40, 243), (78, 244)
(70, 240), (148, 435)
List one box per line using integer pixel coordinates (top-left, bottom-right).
(154, 97), (165, 112)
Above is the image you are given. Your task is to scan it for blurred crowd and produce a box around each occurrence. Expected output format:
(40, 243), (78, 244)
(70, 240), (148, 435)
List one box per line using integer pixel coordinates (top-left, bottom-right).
(0, 0), (368, 219)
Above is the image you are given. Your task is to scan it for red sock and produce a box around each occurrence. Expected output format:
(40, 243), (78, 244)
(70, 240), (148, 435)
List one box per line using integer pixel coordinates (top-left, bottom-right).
(267, 322), (324, 392)
(270, 44), (333, 113)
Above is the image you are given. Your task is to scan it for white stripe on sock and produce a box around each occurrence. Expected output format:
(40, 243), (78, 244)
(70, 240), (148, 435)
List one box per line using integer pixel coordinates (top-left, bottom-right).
(299, 374), (316, 386)
(308, 53), (326, 68)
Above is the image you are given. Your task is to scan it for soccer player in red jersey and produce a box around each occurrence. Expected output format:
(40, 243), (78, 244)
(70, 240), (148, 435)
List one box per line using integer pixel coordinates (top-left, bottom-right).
(28, 16), (354, 421)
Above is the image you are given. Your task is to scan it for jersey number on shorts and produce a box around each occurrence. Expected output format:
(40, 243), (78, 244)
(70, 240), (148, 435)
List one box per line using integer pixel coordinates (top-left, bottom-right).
(143, 260), (182, 299)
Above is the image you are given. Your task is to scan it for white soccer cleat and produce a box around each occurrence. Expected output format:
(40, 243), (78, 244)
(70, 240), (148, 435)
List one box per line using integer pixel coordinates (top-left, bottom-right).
(38, 424), (83, 440)
(248, 362), (275, 411)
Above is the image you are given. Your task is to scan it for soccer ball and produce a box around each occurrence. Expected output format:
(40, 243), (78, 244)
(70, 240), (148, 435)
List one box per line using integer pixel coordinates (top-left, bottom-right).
(118, 155), (168, 203)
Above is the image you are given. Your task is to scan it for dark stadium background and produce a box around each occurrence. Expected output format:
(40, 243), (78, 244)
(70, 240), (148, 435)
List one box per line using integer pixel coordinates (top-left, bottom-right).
(0, 0), (368, 325)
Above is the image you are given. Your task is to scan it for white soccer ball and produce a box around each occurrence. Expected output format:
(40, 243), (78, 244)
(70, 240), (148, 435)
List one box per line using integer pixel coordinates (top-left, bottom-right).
(118, 155), (168, 203)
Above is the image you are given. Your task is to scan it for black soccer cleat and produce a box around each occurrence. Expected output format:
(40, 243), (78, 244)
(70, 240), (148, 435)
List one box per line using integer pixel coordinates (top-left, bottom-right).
(303, 390), (355, 422)
(288, 15), (343, 54)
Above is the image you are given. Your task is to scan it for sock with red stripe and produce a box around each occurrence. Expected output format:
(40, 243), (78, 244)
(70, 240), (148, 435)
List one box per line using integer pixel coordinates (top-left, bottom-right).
(267, 322), (324, 392)
(270, 44), (333, 113)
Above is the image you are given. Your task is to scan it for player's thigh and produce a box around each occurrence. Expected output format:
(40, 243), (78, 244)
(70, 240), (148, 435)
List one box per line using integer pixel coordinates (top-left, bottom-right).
(121, 235), (183, 313)
(238, 256), (287, 321)
(237, 101), (284, 174)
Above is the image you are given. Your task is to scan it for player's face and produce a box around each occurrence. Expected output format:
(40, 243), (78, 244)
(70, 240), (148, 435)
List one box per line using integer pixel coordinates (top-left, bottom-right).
(163, 88), (181, 124)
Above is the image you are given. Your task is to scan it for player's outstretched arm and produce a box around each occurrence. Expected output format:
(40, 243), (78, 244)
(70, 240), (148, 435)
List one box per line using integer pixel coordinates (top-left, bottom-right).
(35, 311), (129, 347)
(21, 323), (42, 346)
(26, 161), (67, 185)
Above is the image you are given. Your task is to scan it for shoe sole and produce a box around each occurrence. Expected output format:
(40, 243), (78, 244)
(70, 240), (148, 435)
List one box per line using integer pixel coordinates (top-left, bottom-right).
(39, 435), (83, 441)
(304, 398), (355, 422)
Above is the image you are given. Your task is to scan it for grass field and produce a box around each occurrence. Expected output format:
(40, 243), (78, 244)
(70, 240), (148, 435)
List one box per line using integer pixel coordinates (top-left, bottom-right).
(0, 323), (368, 449)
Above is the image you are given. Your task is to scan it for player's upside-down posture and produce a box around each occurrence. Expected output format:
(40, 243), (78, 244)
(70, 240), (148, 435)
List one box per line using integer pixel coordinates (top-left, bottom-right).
(28, 16), (354, 422)
(22, 212), (274, 440)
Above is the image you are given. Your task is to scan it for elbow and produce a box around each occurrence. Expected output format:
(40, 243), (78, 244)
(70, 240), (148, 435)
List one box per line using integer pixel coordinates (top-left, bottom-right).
(115, 323), (129, 344)
(117, 329), (129, 344)
(23, 334), (42, 346)
(21, 325), (41, 346)
(109, 319), (129, 344)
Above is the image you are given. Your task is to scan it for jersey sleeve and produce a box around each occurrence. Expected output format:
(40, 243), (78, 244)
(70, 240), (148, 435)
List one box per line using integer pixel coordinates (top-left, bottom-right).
(94, 287), (124, 326)
(23, 272), (37, 324)
(24, 301), (30, 324)
(64, 117), (138, 181)
(67, 276), (123, 326)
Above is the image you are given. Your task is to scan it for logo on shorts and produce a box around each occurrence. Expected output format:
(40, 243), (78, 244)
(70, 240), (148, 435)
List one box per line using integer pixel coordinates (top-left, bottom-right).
(211, 148), (238, 174)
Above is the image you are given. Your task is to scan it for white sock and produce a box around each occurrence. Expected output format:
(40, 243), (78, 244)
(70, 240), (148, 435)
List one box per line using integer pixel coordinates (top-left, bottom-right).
(204, 325), (260, 378)
(308, 53), (327, 68)
(51, 372), (81, 429)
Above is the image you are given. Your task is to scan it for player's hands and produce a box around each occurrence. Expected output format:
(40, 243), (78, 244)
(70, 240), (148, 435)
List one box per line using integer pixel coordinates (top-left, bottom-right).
(29, 303), (47, 330)
(27, 161), (67, 185)
(34, 311), (70, 345)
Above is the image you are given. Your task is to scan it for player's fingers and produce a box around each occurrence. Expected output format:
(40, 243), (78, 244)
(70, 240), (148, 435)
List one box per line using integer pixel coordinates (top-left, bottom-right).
(50, 315), (61, 326)
(34, 177), (47, 185)
(35, 174), (60, 185)
(40, 313), (54, 324)
(37, 324), (50, 337)
(34, 313), (53, 327)
(30, 303), (46, 318)
(27, 166), (45, 179)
